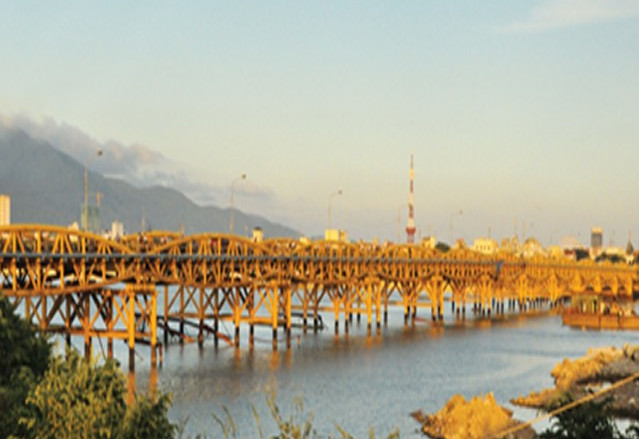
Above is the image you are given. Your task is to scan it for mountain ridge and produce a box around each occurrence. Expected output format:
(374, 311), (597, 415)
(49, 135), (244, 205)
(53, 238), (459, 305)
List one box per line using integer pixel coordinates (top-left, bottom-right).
(0, 128), (300, 238)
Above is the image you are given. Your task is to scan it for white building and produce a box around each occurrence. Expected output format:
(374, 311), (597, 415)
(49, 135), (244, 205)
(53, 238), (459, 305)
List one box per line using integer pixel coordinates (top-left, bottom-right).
(473, 237), (498, 255)
(421, 236), (436, 249)
(252, 227), (264, 243)
(325, 229), (348, 243)
(0, 194), (10, 226)
(111, 220), (124, 240)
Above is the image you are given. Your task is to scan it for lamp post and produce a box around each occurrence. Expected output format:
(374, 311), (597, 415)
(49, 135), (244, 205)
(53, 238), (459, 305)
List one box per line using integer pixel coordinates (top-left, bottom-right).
(229, 173), (246, 235)
(328, 189), (342, 231)
(449, 209), (463, 245)
(84, 149), (103, 232)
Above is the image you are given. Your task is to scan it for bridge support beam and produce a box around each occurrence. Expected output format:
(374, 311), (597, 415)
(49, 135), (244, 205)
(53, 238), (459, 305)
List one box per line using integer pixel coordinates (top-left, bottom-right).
(214, 292), (219, 349)
(151, 291), (157, 368)
(128, 289), (135, 372)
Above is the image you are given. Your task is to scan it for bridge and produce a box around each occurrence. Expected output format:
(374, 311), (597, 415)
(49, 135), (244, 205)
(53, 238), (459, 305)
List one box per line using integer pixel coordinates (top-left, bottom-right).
(1, 225), (636, 370)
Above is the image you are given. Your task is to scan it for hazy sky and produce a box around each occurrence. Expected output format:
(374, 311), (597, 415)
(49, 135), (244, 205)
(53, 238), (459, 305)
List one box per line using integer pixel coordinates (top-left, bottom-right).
(1, 1), (638, 244)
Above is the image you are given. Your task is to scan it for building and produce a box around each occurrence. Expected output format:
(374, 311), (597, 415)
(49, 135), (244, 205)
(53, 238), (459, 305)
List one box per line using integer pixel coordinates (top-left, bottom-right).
(252, 227), (264, 243)
(325, 229), (348, 243)
(420, 236), (436, 249)
(473, 237), (498, 255)
(0, 194), (10, 226)
(111, 220), (124, 240)
(591, 227), (603, 258)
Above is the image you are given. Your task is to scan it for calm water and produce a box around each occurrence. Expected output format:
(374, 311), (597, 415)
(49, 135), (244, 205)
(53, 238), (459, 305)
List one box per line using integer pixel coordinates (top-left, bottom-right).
(105, 302), (639, 438)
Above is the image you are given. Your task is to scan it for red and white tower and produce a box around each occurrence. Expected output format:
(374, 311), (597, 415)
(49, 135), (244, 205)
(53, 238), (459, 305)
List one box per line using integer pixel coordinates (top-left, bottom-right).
(406, 153), (416, 243)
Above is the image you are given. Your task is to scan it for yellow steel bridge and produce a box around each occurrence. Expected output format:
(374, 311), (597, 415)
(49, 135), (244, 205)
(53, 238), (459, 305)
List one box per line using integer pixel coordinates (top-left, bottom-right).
(1, 225), (636, 370)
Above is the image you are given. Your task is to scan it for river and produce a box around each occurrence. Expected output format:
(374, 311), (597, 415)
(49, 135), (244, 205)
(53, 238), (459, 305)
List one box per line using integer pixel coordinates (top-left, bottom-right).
(112, 304), (638, 438)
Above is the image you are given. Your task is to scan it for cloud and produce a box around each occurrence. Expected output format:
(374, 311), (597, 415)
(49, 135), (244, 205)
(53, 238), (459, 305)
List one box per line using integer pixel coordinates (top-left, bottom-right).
(499, 0), (639, 33)
(0, 112), (278, 207)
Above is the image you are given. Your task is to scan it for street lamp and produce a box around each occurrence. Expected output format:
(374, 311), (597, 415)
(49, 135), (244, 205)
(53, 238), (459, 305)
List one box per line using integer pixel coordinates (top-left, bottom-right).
(84, 149), (103, 232)
(328, 189), (342, 231)
(449, 209), (463, 245)
(229, 173), (246, 235)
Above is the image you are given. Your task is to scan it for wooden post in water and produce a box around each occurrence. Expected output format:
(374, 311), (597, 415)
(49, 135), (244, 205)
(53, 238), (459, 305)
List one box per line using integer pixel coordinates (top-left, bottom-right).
(272, 285), (279, 351)
(285, 286), (292, 349)
(199, 287), (205, 348)
(163, 285), (169, 346)
(128, 288), (135, 372)
(249, 289), (254, 350)
(214, 292), (219, 348)
(84, 294), (91, 360)
(107, 291), (113, 359)
(151, 289), (157, 367)
(179, 286), (185, 344)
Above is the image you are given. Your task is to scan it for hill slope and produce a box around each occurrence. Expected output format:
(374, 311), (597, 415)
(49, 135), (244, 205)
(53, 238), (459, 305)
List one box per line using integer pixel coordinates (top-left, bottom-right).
(0, 128), (300, 238)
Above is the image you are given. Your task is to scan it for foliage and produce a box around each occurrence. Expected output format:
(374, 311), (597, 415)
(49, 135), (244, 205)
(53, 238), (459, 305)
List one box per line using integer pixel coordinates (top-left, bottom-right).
(20, 348), (128, 439)
(0, 296), (51, 438)
(435, 242), (450, 253)
(538, 393), (623, 439)
(19, 348), (176, 439)
(574, 248), (590, 261)
(121, 391), (176, 439)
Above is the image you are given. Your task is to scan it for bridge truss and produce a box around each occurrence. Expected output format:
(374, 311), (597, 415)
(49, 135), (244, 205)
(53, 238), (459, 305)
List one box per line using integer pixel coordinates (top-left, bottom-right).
(1, 225), (636, 369)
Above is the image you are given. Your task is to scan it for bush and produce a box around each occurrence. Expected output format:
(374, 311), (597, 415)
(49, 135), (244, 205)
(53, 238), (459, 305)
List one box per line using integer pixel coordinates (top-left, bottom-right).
(0, 296), (51, 438)
(20, 349), (176, 439)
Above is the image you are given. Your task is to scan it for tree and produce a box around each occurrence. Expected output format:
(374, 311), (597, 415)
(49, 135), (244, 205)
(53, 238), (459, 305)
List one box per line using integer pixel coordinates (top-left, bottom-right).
(20, 349), (127, 439)
(121, 392), (175, 439)
(435, 242), (451, 253)
(0, 296), (51, 438)
(20, 349), (176, 439)
(539, 394), (621, 439)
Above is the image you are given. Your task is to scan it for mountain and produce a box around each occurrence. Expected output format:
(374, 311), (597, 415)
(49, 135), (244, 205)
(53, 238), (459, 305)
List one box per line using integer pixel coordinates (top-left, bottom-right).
(0, 128), (300, 238)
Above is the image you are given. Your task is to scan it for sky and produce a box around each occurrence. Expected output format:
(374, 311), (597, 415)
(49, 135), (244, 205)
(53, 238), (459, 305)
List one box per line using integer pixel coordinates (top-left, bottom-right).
(1, 1), (638, 244)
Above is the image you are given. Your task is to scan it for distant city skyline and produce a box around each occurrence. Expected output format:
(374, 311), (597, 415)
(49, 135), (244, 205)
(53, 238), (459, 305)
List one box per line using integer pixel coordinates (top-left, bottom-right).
(1, 1), (638, 243)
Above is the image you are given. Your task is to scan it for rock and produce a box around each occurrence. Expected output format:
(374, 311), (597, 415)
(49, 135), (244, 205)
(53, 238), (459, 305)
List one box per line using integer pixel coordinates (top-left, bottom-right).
(415, 393), (534, 439)
(513, 345), (639, 420)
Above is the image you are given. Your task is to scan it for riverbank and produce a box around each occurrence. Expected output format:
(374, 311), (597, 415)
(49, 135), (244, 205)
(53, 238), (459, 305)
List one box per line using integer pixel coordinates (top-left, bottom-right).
(511, 344), (639, 419)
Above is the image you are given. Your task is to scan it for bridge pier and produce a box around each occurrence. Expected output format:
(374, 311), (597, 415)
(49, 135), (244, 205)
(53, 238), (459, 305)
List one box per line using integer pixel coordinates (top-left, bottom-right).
(84, 337), (92, 360)
(213, 293), (219, 348)
(163, 286), (169, 346)
(249, 324), (254, 349)
(272, 328), (278, 351)
(108, 338), (113, 359)
(213, 318), (219, 348)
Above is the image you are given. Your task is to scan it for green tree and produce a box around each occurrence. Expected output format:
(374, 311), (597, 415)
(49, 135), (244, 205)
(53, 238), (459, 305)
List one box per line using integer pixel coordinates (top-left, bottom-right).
(21, 349), (176, 439)
(121, 392), (175, 439)
(539, 394), (621, 439)
(435, 242), (450, 253)
(0, 296), (51, 438)
(20, 349), (127, 439)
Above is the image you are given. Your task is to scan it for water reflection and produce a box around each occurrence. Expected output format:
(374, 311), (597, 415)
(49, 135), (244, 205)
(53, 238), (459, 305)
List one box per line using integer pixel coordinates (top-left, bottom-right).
(118, 307), (639, 438)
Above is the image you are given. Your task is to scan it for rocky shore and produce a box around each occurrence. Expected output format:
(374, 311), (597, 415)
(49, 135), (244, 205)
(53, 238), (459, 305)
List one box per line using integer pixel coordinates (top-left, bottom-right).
(412, 345), (639, 438)
(512, 344), (639, 418)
